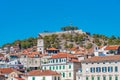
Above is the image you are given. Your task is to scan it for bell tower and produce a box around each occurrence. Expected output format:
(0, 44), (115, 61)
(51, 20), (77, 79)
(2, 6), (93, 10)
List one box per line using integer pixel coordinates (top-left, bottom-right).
(37, 34), (44, 54)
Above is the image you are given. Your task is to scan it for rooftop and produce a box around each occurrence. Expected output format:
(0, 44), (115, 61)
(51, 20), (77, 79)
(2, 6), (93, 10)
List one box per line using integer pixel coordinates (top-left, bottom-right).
(81, 55), (120, 63)
(28, 70), (60, 76)
(104, 45), (119, 50)
(51, 52), (76, 59)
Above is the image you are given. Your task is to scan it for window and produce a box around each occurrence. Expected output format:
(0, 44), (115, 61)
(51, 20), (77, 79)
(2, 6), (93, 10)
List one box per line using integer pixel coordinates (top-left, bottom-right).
(103, 76), (106, 80)
(63, 72), (65, 77)
(63, 65), (65, 69)
(86, 76), (89, 80)
(54, 76), (57, 80)
(32, 77), (35, 80)
(90, 67), (95, 73)
(43, 77), (46, 80)
(59, 66), (61, 70)
(64, 59), (66, 62)
(108, 67), (113, 72)
(97, 76), (100, 80)
(115, 76), (118, 80)
(69, 72), (71, 77)
(102, 67), (107, 72)
(56, 66), (58, 70)
(109, 76), (112, 80)
(53, 66), (55, 70)
(56, 59), (58, 63)
(115, 66), (118, 72)
(53, 59), (55, 63)
(69, 65), (71, 69)
(58, 77), (60, 80)
(92, 76), (94, 80)
(43, 67), (46, 70)
(49, 66), (51, 70)
(96, 67), (101, 72)
(60, 59), (61, 62)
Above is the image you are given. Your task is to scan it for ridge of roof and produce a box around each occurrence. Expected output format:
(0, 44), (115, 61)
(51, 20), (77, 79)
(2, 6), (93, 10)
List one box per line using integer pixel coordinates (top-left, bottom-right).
(81, 55), (120, 63)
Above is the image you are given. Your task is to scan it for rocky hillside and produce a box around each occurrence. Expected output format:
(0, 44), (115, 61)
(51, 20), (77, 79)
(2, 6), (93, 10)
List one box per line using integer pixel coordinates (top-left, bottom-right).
(2, 31), (120, 50)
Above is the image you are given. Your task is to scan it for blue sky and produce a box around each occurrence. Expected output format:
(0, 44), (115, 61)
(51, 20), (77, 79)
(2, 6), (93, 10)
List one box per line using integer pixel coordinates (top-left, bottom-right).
(0, 0), (120, 46)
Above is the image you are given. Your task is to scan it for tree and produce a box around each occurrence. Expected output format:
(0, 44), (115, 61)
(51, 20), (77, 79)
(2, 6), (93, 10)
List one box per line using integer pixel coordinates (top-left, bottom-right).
(68, 44), (73, 48)
(61, 26), (78, 31)
(86, 43), (93, 49)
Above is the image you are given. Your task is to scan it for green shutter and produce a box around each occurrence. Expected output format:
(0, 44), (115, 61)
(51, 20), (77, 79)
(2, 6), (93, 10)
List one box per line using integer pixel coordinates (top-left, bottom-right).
(97, 76), (100, 80)
(32, 77), (35, 80)
(115, 76), (118, 80)
(63, 65), (65, 69)
(43, 77), (46, 80)
(92, 76), (94, 80)
(59, 65), (61, 70)
(69, 72), (71, 77)
(109, 76), (112, 80)
(69, 65), (71, 69)
(63, 72), (65, 77)
(49, 66), (51, 70)
(56, 66), (58, 70)
(86, 76), (89, 80)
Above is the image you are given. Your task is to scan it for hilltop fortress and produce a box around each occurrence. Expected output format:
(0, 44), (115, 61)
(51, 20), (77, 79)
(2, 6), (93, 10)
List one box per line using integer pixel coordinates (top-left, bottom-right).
(38, 29), (86, 37)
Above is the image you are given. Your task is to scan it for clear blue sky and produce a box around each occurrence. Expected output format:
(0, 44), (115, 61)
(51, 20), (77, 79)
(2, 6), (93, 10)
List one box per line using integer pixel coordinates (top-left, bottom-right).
(0, 0), (120, 46)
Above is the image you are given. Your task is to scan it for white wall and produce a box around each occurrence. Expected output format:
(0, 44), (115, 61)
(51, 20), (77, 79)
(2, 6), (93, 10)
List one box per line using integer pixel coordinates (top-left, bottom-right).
(28, 76), (52, 80)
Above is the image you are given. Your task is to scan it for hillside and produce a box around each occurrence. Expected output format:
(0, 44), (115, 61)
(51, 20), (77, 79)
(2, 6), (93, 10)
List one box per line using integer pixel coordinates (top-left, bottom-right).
(2, 31), (120, 50)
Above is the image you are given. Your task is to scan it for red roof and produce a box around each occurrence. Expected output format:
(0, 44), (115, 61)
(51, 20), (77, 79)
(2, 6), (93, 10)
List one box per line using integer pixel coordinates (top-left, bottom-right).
(47, 48), (58, 50)
(28, 70), (60, 76)
(81, 55), (120, 63)
(15, 77), (24, 80)
(51, 52), (76, 59)
(0, 68), (14, 74)
(69, 59), (79, 62)
(104, 45), (119, 50)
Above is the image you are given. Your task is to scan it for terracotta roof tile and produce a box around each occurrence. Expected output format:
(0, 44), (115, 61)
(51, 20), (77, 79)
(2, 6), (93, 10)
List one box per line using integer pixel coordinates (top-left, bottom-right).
(51, 52), (76, 59)
(28, 70), (60, 76)
(104, 45), (119, 50)
(47, 48), (58, 50)
(15, 77), (25, 80)
(81, 55), (120, 63)
(69, 59), (79, 62)
(0, 68), (14, 74)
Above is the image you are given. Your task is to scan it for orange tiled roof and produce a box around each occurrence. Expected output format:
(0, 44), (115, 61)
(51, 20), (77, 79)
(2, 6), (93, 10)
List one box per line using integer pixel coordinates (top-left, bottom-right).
(15, 77), (24, 80)
(28, 70), (60, 76)
(104, 45), (119, 50)
(69, 47), (78, 51)
(0, 68), (14, 74)
(81, 55), (120, 63)
(47, 48), (58, 50)
(69, 59), (79, 62)
(98, 46), (104, 49)
(51, 52), (76, 59)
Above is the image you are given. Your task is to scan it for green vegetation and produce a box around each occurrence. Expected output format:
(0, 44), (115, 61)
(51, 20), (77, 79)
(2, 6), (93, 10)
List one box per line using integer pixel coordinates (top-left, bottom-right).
(61, 26), (78, 31)
(2, 27), (120, 50)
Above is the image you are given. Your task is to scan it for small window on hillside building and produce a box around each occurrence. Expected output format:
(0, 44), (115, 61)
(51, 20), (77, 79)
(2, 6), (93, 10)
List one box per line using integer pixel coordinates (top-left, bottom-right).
(86, 76), (89, 80)
(115, 66), (118, 72)
(54, 76), (57, 80)
(32, 77), (35, 80)
(69, 65), (71, 69)
(43, 77), (46, 80)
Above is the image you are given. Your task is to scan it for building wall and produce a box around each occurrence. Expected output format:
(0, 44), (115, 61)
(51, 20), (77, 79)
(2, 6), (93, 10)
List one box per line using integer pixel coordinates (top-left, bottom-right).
(20, 58), (41, 68)
(78, 61), (120, 80)
(42, 58), (80, 80)
(28, 75), (60, 80)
